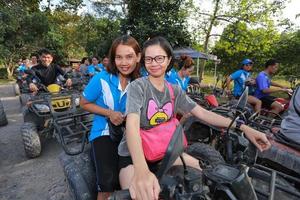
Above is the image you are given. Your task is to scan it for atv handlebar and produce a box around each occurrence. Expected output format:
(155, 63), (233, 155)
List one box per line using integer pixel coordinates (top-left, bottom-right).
(108, 189), (131, 200)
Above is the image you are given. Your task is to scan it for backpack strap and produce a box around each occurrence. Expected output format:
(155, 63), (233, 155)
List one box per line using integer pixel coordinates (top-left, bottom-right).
(166, 82), (175, 116)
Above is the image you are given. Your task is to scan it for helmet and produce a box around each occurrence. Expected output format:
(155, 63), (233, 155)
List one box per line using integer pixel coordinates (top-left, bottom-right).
(241, 59), (253, 66)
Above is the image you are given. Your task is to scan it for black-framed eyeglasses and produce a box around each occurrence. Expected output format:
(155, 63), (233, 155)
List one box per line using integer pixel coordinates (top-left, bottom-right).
(144, 55), (168, 64)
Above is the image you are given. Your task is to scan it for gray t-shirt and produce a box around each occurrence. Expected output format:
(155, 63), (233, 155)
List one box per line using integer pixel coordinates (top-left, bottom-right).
(281, 86), (300, 143)
(118, 77), (197, 156)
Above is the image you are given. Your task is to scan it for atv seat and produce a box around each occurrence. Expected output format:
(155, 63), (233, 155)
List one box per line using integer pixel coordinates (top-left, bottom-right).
(258, 133), (300, 175)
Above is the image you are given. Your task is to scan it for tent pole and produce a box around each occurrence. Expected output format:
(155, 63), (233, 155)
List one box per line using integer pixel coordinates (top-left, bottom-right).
(196, 57), (199, 80)
(214, 61), (217, 85)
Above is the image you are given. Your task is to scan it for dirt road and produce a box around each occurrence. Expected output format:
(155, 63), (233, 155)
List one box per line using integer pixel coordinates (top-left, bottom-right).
(0, 84), (68, 200)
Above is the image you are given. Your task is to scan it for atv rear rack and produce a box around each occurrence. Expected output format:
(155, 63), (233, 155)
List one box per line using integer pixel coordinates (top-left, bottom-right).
(54, 112), (93, 155)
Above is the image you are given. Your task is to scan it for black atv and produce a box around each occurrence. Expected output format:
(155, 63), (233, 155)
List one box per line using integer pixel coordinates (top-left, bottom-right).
(109, 122), (300, 199)
(20, 72), (86, 158)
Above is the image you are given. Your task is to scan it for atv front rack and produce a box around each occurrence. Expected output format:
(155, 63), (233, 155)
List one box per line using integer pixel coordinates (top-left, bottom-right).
(54, 112), (93, 155)
(249, 164), (300, 200)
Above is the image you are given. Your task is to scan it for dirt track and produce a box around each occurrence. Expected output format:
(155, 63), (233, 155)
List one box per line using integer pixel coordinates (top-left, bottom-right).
(0, 84), (68, 200)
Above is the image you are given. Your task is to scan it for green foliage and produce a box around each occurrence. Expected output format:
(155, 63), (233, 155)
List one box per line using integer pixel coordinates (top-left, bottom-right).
(273, 30), (300, 76)
(0, 0), (49, 78)
(122, 0), (192, 47)
(76, 15), (121, 57)
(212, 22), (280, 75)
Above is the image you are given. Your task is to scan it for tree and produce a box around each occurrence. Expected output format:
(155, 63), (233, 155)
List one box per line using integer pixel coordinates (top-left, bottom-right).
(76, 14), (121, 57)
(122, 0), (192, 47)
(189, 0), (286, 80)
(0, 0), (49, 79)
(93, 0), (192, 47)
(273, 30), (300, 76)
(212, 22), (280, 75)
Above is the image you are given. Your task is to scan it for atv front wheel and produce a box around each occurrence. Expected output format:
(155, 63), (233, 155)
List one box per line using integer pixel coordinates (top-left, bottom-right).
(186, 143), (225, 168)
(0, 100), (8, 126)
(14, 83), (20, 96)
(19, 94), (31, 106)
(21, 122), (42, 158)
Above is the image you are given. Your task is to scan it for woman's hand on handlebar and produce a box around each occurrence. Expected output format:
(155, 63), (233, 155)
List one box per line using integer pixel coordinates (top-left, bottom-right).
(241, 125), (271, 152)
(66, 78), (72, 87)
(129, 167), (160, 200)
(29, 83), (38, 93)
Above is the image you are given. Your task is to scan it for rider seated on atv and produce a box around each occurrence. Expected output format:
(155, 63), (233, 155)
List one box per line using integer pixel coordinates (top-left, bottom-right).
(276, 86), (300, 149)
(87, 56), (105, 77)
(226, 59), (262, 113)
(28, 48), (72, 92)
(16, 59), (31, 80)
(254, 59), (292, 115)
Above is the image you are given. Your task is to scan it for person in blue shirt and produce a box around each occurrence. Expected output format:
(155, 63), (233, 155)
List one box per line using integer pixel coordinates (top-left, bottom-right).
(255, 59), (292, 114)
(101, 55), (109, 71)
(80, 35), (141, 200)
(87, 56), (105, 76)
(79, 57), (91, 75)
(226, 59), (262, 112)
(165, 55), (194, 91)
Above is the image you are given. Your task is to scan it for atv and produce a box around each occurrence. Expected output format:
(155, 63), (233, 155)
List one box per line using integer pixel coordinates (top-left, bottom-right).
(20, 71), (86, 158)
(57, 88), (300, 200)
(109, 119), (300, 200)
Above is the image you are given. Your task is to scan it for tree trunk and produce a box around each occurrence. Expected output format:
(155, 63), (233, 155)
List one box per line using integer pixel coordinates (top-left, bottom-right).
(5, 58), (15, 80)
(199, 0), (220, 81)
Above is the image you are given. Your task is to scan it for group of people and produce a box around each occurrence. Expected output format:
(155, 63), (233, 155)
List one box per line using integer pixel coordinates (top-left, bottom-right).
(226, 58), (293, 114)
(78, 56), (109, 77)
(21, 36), (298, 200)
(79, 35), (271, 200)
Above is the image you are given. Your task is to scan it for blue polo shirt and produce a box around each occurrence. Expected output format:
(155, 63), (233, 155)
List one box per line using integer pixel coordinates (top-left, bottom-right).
(230, 69), (250, 97)
(82, 71), (128, 141)
(254, 71), (271, 99)
(87, 64), (105, 76)
(17, 64), (27, 73)
(140, 66), (149, 77)
(165, 68), (190, 91)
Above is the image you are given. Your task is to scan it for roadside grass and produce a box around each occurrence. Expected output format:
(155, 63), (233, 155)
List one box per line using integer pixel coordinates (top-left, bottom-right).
(0, 79), (14, 85)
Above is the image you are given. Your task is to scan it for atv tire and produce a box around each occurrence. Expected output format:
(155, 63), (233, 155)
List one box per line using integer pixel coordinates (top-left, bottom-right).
(0, 100), (8, 126)
(186, 143), (225, 168)
(59, 145), (96, 200)
(14, 83), (20, 96)
(48, 178), (73, 200)
(21, 122), (42, 158)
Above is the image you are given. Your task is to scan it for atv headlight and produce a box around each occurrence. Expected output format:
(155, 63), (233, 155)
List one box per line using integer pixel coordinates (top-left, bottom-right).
(33, 104), (50, 113)
(75, 97), (80, 106)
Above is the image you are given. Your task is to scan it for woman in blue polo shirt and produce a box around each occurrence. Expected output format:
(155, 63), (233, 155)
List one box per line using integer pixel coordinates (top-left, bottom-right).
(80, 35), (141, 200)
(165, 55), (194, 91)
(87, 56), (106, 76)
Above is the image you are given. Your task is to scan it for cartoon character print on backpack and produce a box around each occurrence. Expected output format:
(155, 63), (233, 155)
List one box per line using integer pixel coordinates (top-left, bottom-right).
(147, 98), (173, 126)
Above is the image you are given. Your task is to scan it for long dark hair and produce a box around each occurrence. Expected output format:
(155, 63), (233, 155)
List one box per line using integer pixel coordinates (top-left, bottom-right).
(179, 55), (194, 70)
(107, 35), (141, 80)
(142, 36), (174, 72)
